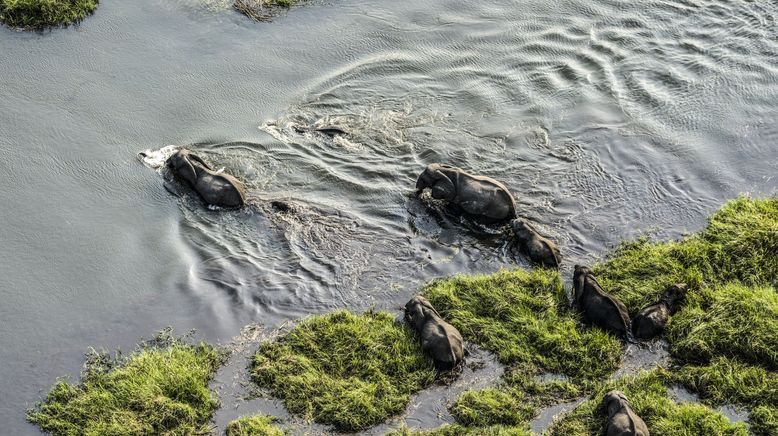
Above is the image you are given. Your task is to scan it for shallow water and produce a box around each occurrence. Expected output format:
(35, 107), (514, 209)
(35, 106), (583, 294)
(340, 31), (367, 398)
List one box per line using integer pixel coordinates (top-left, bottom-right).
(1, 0), (777, 433)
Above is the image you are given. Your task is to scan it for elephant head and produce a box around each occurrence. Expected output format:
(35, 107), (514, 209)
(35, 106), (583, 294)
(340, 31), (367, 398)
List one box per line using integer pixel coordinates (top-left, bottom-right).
(573, 265), (591, 306)
(661, 283), (688, 314)
(415, 164), (457, 200)
(404, 295), (441, 331)
(166, 149), (212, 185)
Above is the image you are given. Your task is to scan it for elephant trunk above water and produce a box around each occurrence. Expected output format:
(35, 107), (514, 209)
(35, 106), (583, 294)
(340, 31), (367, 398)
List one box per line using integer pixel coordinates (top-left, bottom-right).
(165, 149), (247, 208)
(415, 163), (517, 224)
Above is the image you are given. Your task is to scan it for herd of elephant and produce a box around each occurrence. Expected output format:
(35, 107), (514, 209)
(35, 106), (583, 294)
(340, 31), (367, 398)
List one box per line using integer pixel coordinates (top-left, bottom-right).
(160, 148), (685, 436)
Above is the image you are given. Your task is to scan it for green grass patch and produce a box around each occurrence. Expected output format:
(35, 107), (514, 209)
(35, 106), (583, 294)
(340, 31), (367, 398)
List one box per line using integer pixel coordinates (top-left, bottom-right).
(592, 195), (778, 313)
(226, 414), (284, 435)
(0, 0), (98, 29)
(547, 370), (748, 436)
(27, 331), (224, 436)
(422, 268), (622, 382)
(670, 357), (777, 408)
(750, 406), (778, 436)
(665, 283), (778, 369)
(250, 310), (436, 432)
(389, 423), (532, 436)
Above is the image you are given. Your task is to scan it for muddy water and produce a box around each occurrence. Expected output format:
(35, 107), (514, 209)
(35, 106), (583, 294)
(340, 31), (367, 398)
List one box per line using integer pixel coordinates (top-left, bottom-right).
(1, 0), (777, 434)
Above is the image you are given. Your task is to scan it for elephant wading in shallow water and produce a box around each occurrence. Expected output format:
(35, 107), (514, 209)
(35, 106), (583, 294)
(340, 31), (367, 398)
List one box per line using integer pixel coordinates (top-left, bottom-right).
(165, 149), (247, 208)
(415, 164), (517, 224)
(573, 265), (631, 338)
(510, 218), (561, 268)
(603, 390), (650, 436)
(632, 283), (688, 340)
(404, 296), (465, 370)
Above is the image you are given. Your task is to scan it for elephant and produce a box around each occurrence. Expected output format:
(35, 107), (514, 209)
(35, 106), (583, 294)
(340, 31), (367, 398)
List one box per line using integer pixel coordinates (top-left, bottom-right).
(631, 283), (688, 340)
(603, 390), (650, 436)
(572, 265), (631, 338)
(404, 296), (465, 370)
(165, 149), (246, 208)
(291, 122), (348, 137)
(510, 218), (561, 268)
(415, 164), (517, 224)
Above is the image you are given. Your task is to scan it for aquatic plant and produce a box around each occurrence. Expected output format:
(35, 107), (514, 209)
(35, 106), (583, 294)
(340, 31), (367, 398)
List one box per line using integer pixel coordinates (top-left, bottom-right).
(389, 423), (532, 435)
(226, 414), (285, 435)
(234, 0), (295, 21)
(422, 268), (623, 382)
(750, 406), (778, 436)
(0, 0), (98, 28)
(27, 331), (224, 435)
(666, 283), (778, 369)
(546, 370), (748, 436)
(250, 310), (436, 432)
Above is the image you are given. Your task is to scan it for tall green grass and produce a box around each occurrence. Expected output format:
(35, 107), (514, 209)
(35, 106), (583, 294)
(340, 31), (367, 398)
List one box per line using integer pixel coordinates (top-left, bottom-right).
(27, 332), (223, 435)
(0, 0), (98, 28)
(250, 310), (436, 432)
(226, 414), (285, 435)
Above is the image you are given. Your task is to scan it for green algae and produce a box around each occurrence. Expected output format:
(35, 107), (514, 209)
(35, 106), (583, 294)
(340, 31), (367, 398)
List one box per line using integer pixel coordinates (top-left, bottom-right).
(0, 0), (97, 29)
(546, 370), (748, 436)
(27, 331), (224, 436)
(422, 268), (622, 383)
(226, 414), (285, 435)
(250, 310), (436, 432)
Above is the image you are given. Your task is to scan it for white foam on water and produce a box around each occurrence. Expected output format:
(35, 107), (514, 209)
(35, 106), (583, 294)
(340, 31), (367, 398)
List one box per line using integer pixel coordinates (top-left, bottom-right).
(137, 144), (180, 170)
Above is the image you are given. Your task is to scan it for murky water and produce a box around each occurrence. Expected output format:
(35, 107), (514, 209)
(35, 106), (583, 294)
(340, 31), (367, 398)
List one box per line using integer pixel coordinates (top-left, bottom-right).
(1, 0), (777, 433)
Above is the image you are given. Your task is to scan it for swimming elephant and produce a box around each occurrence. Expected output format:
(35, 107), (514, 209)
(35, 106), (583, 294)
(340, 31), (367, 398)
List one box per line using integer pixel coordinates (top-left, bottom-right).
(415, 164), (517, 224)
(572, 265), (631, 338)
(404, 296), (465, 370)
(165, 149), (247, 208)
(603, 390), (650, 436)
(510, 218), (561, 268)
(631, 283), (688, 340)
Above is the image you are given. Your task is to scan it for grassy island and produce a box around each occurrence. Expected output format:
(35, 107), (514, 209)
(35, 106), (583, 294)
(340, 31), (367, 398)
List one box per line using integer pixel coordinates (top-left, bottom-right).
(0, 0), (98, 29)
(226, 414), (285, 435)
(27, 331), (223, 435)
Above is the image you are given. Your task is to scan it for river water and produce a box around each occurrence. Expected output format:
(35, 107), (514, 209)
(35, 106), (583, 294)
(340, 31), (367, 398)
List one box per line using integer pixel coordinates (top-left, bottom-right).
(1, 0), (777, 433)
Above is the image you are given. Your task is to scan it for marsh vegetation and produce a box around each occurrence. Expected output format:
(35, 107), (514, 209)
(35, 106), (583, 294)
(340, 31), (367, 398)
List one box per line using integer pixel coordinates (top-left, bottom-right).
(0, 0), (97, 28)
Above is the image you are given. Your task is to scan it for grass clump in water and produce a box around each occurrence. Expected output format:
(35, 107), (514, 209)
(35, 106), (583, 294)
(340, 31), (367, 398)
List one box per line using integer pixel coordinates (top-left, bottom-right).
(547, 370), (748, 436)
(390, 423), (532, 435)
(234, 0), (295, 21)
(226, 414), (285, 435)
(665, 283), (777, 369)
(592, 195), (778, 313)
(0, 0), (98, 29)
(422, 268), (622, 382)
(250, 310), (436, 432)
(750, 406), (778, 436)
(27, 330), (224, 435)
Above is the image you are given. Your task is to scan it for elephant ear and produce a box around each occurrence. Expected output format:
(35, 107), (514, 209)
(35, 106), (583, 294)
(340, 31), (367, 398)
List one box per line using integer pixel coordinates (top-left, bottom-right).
(430, 170), (456, 200)
(186, 153), (213, 171)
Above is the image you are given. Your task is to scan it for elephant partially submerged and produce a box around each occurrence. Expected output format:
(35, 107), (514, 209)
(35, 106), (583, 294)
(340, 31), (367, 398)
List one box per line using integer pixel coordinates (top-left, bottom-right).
(510, 218), (561, 268)
(415, 164), (517, 224)
(603, 390), (650, 436)
(631, 283), (688, 340)
(572, 265), (631, 338)
(165, 149), (247, 208)
(404, 296), (465, 370)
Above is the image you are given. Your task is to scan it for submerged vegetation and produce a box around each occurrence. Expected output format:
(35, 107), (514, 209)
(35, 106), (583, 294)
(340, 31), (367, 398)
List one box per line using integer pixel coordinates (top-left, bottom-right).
(0, 0), (98, 29)
(226, 414), (285, 435)
(250, 310), (436, 432)
(234, 0), (296, 21)
(27, 331), (223, 435)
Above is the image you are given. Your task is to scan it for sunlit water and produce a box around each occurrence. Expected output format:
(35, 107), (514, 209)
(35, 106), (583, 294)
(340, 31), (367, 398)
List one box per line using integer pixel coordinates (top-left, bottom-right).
(1, 0), (776, 433)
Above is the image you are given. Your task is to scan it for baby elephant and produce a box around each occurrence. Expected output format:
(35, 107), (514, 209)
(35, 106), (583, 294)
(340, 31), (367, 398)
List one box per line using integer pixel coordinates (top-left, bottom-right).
(510, 219), (561, 268)
(404, 296), (465, 370)
(603, 390), (650, 436)
(573, 266), (631, 338)
(415, 163), (517, 224)
(166, 149), (247, 208)
(631, 283), (688, 340)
